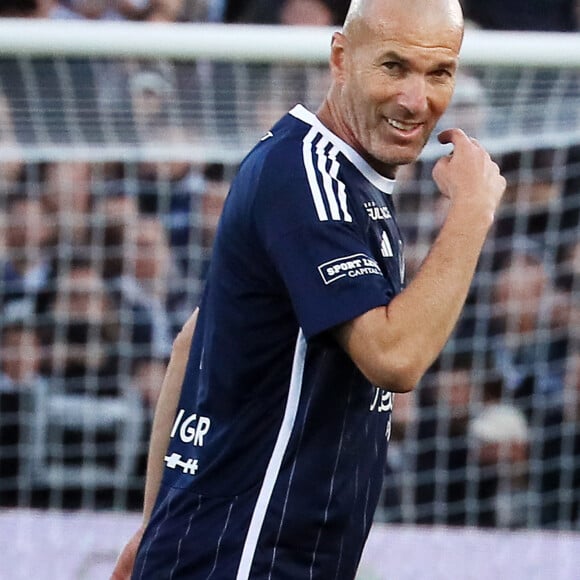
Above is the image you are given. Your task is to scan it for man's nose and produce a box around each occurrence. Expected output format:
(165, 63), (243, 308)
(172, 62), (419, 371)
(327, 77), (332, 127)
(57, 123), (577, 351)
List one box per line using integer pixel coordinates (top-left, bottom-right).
(398, 75), (429, 115)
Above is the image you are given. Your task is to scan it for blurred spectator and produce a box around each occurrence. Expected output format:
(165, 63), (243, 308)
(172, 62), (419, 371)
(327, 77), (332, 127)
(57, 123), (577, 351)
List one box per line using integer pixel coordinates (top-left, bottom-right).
(39, 0), (82, 18)
(41, 161), (94, 250)
(468, 403), (531, 528)
(134, 216), (190, 324)
(222, 0), (345, 25)
(85, 196), (169, 361)
(145, 0), (187, 22)
(532, 348), (580, 528)
(279, 0), (333, 25)
(0, 0), (95, 19)
(0, 318), (49, 507)
(1, 0), (201, 23)
(284, 0), (335, 25)
(43, 255), (122, 396)
(139, 164), (204, 273)
(181, 0), (223, 21)
(489, 245), (571, 404)
(0, 91), (25, 189)
(60, 1), (134, 20)
(39, 255), (145, 508)
(412, 351), (508, 526)
(0, 0), (38, 17)
(59, 1), (185, 21)
(100, 209), (187, 358)
(100, 62), (205, 269)
(495, 147), (566, 247)
(128, 65), (184, 143)
(0, 192), (54, 320)
(488, 240), (578, 530)
(463, 0), (577, 31)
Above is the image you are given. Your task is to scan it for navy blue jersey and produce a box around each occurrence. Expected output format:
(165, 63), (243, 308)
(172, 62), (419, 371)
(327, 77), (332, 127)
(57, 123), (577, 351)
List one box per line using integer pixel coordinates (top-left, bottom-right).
(133, 105), (405, 580)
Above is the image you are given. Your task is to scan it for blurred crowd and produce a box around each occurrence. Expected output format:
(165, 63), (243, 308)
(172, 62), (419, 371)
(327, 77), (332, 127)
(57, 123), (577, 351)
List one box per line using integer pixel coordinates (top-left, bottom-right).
(385, 150), (580, 527)
(0, 0), (579, 529)
(0, 0), (579, 30)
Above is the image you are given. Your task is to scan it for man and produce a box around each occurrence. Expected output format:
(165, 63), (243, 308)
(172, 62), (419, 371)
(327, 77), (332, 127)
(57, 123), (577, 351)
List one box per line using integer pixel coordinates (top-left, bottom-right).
(113, 0), (506, 577)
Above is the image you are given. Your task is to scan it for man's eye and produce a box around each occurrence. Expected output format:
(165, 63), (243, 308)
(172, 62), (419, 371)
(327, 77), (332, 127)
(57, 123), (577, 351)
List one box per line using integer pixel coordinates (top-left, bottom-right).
(384, 62), (401, 71)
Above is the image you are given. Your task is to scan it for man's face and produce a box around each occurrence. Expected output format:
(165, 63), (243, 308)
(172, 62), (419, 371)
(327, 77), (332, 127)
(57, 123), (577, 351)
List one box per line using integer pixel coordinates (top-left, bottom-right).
(332, 1), (462, 173)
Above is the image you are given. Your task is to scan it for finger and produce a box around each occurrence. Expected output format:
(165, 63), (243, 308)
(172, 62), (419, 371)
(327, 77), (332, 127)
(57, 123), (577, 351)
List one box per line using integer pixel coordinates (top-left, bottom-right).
(437, 128), (468, 146)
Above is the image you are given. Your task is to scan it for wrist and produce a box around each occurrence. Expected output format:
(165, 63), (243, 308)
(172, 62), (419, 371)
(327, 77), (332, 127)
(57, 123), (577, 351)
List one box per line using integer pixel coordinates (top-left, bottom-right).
(446, 200), (496, 231)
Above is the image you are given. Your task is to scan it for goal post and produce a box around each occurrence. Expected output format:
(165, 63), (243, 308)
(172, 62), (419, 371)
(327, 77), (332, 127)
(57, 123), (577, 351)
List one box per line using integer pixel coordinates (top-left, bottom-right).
(0, 19), (579, 66)
(0, 19), (579, 576)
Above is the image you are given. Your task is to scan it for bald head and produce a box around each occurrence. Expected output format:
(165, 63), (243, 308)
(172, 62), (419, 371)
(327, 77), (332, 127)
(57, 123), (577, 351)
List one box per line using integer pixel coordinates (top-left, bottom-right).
(343, 0), (464, 38)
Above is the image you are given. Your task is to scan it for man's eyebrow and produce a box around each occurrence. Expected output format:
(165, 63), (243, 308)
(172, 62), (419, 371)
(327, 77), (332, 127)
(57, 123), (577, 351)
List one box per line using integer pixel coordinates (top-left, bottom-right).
(381, 50), (458, 71)
(382, 51), (408, 64)
(434, 58), (459, 71)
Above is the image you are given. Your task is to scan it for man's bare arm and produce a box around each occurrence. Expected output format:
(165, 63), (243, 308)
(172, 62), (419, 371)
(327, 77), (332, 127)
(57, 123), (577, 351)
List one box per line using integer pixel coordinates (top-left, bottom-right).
(111, 308), (199, 580)
(335, 130), (506, 393)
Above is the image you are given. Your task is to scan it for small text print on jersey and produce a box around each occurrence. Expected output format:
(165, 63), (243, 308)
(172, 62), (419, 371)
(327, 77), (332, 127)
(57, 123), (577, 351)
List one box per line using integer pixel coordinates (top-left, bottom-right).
(318, 253), (382, 285)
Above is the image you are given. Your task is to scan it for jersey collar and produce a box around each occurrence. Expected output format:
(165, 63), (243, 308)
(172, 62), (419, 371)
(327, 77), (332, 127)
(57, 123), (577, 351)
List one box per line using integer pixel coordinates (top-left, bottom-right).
(290, 104), (396, 195)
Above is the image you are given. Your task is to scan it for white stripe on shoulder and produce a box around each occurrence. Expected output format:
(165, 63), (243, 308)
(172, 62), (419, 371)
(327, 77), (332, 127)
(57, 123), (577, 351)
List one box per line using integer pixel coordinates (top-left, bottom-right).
(236, 330), (307, 580)
(303, 129), (353, 223)
(327, 144), (352, 222)
(290, 104), (395, 195)
(315, 136), (342, 221)
(303, 128), (329, 221)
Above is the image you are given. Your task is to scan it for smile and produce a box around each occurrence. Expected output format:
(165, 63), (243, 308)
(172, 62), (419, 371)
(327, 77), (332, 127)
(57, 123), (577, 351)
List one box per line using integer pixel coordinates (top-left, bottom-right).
(386, 118), (422, 132)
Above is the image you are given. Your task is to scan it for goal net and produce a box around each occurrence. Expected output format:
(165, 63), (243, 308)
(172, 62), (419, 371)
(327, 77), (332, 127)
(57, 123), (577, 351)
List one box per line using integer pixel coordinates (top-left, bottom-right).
(0, 18), (579, 577)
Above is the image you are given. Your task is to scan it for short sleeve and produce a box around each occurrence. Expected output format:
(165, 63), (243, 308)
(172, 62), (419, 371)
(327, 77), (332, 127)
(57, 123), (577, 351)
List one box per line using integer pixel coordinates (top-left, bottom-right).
(266, 219), (394, 340)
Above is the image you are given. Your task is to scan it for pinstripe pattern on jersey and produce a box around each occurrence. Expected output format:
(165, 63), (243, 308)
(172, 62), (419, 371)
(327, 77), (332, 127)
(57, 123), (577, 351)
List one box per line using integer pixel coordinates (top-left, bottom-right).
(303, 129), (353, 223)
(168, 496), (200, 579)
(136, 488), (176, 579)
(207, 499), (236, 579)
(235, 331), (307, 580)
(266, 375), (317, 580)
(309, 388), (353, 579)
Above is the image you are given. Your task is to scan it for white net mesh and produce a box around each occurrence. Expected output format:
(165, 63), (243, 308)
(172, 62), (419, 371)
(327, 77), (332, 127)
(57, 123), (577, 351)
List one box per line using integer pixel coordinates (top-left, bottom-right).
(0, 23), (579, 541)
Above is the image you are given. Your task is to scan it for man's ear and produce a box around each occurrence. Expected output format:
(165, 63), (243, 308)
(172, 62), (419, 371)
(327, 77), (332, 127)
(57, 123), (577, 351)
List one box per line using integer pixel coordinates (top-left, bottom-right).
(329, 31), (347, 83)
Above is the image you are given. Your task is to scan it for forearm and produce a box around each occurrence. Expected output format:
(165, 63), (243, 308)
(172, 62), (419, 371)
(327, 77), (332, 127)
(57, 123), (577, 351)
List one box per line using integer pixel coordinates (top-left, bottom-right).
(337, 208), (492, 392)
(336, 131), (505, 393)
(386, 206), (493, 374)
(141, 308), (198, 524)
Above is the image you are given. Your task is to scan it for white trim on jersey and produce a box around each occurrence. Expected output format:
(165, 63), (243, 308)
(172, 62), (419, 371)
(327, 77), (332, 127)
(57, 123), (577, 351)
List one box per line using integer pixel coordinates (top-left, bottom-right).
(303, 128), (353, 223)
(290, 104), (395, 195)
(236, 331), (307, 580)
(303, 128), (330, 221)
(328, 144), (353, 222)
(316, 136), (342, 221)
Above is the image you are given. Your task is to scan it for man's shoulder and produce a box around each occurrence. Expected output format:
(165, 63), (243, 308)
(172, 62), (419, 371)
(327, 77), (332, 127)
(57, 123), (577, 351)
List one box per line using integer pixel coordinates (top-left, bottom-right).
(248, 112), (312, 165)
(236, 116), (313, 191)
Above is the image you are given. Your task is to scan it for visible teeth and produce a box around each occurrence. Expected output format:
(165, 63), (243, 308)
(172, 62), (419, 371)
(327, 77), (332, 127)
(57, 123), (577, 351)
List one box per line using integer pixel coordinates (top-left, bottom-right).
(387, 118), (417, 131)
